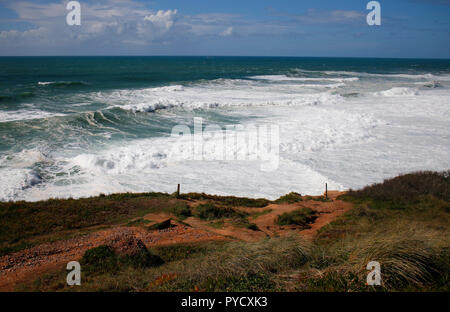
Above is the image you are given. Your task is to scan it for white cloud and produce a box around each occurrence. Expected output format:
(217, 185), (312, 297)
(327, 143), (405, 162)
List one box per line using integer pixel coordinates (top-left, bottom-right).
(220, 26), (233, 36)
(144, 10), (178, 30)
(0, 0), (362, 55)
(0, 0), (183, 52)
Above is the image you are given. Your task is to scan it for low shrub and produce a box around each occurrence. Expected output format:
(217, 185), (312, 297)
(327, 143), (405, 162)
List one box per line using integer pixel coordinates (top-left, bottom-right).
(0, 192), (180, 256)
(181, 193), (269, 207)
(275, 192), (303, 204)
(305, 196), (332, 202)
(170, 202), (192, 219)
(194, 203), (243, 220)
(152, 242), (224, 262)
(345, 171), (449, 205)
(120, 249), (164, 268)
(81, 245), (118, 274)
(276, 208), (318, 228)
(231, 218), (260, 231)
(81, 244), (163, 274)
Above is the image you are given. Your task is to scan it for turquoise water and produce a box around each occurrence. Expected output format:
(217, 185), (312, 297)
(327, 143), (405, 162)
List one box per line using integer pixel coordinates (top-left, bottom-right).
(1, 57), (449, 201)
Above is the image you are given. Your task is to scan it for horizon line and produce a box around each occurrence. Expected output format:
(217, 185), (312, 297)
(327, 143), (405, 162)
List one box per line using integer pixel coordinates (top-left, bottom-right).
(0, 55), (449, 60)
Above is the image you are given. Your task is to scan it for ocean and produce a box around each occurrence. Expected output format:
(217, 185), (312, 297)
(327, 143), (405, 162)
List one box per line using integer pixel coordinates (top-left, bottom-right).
(0, 56), (449, 201)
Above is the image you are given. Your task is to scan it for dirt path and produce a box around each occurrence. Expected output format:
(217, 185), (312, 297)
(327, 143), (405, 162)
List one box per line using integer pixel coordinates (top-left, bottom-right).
(0, 191), (351, 291)
(0, 223), (226, 291)
(297, 191), (351, 238)
(241, 191), (351, 239)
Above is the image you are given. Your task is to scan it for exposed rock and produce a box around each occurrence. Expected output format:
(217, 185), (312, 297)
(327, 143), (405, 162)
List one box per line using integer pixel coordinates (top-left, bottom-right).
(108, 231), (148, 257)
(147, 219), (174, 231)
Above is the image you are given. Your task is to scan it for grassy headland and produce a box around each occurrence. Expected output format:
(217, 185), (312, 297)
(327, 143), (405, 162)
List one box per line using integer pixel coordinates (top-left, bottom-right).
(2, 171), (449, 292)
(0, 192), (268, 256)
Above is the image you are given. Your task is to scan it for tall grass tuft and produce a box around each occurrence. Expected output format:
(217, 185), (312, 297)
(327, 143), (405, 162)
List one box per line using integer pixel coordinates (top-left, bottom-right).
(346, 171), (449, 204)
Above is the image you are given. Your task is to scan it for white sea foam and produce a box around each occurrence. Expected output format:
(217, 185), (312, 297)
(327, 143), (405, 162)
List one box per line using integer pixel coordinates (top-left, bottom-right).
(8, 139), (346, 201)
(0, 149), (47, 200)
(277, 108), (382, 155)
(374, 87), (419, 97)
(250, 75), (359, 82)
(0, 149), (48, 168)
(2, 70), (449, 202)
(0, 109), (64, 123)
(1, 104), (382, 201)
(97, 79), (345, 112)
(149, 85), (185, 92)
(0, 168), (38, 201)
(37, 81), (88, 86)
(292, 68), (450, 80)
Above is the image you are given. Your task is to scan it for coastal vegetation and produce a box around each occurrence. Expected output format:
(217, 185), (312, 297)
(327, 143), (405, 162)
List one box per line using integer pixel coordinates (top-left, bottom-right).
(1, 171), (448, 292)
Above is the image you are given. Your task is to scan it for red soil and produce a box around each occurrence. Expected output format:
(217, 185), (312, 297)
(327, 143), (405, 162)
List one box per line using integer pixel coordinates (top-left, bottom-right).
(0, 191), (350, 291)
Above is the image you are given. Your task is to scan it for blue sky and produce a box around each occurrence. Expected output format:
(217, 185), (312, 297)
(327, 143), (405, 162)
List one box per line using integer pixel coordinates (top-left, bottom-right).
(0, 0), (449, 57)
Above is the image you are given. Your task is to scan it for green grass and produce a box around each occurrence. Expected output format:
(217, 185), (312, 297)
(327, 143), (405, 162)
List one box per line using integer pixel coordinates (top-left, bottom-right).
(304, 196), (332, 202)
(231, 218), (261, 231)
(9, 171), (450, 292)
(274, 192), (303, 204)
(311, 171), (450, 291)
(21, 236), (308, 292)
(152, 242), (228, 262)
(341, 171), (449, 204)
(0, 192), (180, 256)
(194, 203), (246, 220)
(0, 191), (266, 257)
(181, 193), (270, 208)
(80, 245), (119, 274)
(169, 202), (192, 220)
(275, 208), (318, 228)
(80, 244), (164, 276)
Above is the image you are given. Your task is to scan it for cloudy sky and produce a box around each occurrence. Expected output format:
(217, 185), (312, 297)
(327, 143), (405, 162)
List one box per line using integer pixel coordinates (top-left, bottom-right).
(0, 0), (449, 57)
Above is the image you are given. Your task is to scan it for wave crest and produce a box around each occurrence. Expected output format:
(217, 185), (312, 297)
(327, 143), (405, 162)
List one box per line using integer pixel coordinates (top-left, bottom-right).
(375, 87), (418, 97)
(38, 81), (89, 88)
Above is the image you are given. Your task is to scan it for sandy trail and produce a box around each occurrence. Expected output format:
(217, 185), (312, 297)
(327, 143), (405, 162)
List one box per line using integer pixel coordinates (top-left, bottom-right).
(0, 223), (225, 291)
(239, 191), (351, 238)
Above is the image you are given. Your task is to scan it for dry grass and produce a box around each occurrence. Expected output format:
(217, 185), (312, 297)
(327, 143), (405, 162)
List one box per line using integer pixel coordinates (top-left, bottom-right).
(0, 192), (179, 256)
(12, 171), (450, 292)
(344, 171), (449, 204)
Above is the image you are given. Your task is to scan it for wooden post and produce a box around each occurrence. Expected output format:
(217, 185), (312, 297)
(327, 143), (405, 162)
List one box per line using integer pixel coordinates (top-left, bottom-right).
(325, 183), (328, 199)
(177, 184), (180, 198)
